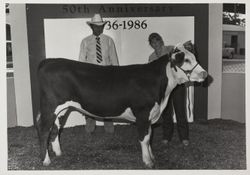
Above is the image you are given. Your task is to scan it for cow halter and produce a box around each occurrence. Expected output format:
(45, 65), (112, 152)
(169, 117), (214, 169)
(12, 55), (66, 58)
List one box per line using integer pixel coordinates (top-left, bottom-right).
(170, 46), (199, 81)
(171, 60), (199, 81)
(178, 63), (198, 80)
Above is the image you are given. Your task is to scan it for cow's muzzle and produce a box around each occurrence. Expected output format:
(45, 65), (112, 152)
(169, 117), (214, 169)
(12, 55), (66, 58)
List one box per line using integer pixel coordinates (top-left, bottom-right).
(178, 63), (198, 80)
(178, 63), (207, 82)
(199, 71), (208, 80)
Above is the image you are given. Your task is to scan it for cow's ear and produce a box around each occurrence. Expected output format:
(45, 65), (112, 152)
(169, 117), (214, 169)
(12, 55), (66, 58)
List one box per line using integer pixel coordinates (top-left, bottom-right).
(172, 47), (180, 54)
(183, 40), (192, 45)
(183, 40), (194, 53)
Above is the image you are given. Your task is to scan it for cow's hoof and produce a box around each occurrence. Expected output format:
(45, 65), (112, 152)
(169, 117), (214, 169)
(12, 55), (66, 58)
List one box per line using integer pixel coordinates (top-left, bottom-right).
(145, 162), (155, 169)
(43, 159), (51, 166)
(55, 151), (62, 156)
(52, 147), (62, 156)
(42, 152), (51, 166)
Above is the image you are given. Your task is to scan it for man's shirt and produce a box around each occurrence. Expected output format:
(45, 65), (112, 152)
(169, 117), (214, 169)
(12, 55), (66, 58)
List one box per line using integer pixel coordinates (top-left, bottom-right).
(79, 34), (119, 65)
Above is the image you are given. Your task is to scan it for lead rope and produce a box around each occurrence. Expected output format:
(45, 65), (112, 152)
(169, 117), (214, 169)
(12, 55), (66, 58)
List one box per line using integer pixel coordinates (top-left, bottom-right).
(186, 86), (191, 121)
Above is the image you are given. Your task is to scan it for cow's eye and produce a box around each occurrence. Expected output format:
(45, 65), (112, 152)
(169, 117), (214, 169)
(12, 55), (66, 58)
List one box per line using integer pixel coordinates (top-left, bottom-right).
(184, 59), (190, 63)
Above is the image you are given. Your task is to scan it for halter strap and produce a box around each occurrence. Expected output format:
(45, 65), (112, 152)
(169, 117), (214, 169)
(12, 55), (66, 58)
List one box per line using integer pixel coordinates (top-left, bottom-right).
(179, 63), (199, 80)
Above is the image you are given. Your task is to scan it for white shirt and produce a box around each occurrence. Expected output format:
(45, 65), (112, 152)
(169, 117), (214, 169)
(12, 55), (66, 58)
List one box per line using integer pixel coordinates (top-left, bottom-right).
(79, 34), (119, 66)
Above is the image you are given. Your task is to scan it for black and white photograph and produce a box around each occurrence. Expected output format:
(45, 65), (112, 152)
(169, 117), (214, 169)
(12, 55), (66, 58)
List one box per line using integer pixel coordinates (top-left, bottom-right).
(1, 0), (248, 174)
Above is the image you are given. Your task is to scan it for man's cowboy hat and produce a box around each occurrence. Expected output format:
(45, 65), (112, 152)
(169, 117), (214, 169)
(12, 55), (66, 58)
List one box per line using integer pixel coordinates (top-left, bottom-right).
(87, 14), (107, 26)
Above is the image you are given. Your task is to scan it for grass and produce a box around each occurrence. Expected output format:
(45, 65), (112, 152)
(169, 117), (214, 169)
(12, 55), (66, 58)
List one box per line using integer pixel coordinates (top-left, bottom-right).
(8, 119), (246, 170)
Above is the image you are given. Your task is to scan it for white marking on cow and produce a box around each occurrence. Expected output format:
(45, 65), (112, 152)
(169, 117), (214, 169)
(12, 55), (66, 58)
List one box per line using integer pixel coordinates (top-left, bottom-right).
(170, 45), (207, 84)
(51, 117), (62, 156)
(118, 108), (136, 122)
(140, 126), (154, 168)
(157, 60), (190, 123)
(159, 62), (180, 114)
(54, 101), (82, 116)
(51, 102), (74, 157)
(51, 101), (137, 162)
(189, 64), (207, 82)
(51, 135), (62, 156)
(149, 102), (160, 124)
(54, 101), (136, 122)
(54, 113), (61, 127)
(148, 142), (155, 162)
(160, 87), (171, 114)
(43, 150), (51, 166)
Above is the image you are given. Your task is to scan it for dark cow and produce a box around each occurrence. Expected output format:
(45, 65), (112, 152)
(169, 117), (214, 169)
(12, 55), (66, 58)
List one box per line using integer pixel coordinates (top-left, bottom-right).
(36, 43), (207, 168)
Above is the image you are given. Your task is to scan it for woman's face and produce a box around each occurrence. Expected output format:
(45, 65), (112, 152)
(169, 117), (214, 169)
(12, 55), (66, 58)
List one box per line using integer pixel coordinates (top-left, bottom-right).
(150, 38), (163, 50)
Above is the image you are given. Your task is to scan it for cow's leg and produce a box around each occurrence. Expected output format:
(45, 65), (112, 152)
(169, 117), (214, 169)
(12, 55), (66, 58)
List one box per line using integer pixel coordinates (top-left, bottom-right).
(58, 106), (73, 132)
(135, 112), (154, 168)
(147, 126), (155, 162)
(40, 114), (55, 166)
(139, 125), (155, 168)
(50, 107), (74, 156)
(36, 111), (56, 166)
(50, 117), (62, 156)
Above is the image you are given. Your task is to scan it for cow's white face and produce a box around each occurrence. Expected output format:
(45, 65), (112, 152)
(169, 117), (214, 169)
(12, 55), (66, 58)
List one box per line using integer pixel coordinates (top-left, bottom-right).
(170, 43), (207, 84)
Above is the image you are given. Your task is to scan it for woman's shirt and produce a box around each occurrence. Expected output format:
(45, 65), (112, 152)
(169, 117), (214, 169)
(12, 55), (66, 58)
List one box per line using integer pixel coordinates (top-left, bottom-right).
(149, 45), (174, 63)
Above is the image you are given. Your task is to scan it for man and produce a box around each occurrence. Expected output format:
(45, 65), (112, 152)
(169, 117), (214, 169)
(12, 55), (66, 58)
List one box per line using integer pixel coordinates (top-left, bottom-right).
(79, 14), (119, 133)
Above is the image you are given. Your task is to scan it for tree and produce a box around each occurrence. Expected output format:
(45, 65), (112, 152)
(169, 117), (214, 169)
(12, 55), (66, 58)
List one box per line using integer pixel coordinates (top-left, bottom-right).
(223, 4), (245, 26)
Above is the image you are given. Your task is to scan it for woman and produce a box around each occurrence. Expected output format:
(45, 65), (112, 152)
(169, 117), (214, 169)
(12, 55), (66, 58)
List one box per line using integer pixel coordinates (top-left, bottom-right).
(148, 33), (189, 146)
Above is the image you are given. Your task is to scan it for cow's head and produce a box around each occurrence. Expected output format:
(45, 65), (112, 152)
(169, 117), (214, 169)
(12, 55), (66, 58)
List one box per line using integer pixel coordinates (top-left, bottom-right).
(170, 41), (207, 84)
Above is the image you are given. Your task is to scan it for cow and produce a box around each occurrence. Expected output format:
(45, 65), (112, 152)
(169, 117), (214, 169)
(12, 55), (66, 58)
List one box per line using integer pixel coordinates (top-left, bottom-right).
(36, 42), (207, 168)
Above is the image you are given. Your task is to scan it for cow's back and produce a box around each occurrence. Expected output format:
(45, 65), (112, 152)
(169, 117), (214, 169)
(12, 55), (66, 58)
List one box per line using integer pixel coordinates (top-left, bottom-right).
(37, 57), (169, 115)
(38, 57), (169, 88)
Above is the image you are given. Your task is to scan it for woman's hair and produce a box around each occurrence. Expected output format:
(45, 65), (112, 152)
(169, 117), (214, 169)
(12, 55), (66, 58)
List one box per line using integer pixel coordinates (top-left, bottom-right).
(148, 33), (164, 45)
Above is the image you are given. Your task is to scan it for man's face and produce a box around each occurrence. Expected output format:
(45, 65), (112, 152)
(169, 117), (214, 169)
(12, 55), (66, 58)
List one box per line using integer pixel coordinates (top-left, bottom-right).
(90, 24), (105, 36)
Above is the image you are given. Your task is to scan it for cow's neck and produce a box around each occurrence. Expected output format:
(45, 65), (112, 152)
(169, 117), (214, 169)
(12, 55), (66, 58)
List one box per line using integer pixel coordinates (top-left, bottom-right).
(160, 63), (178, 113)
(166, 62), (179, 89)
